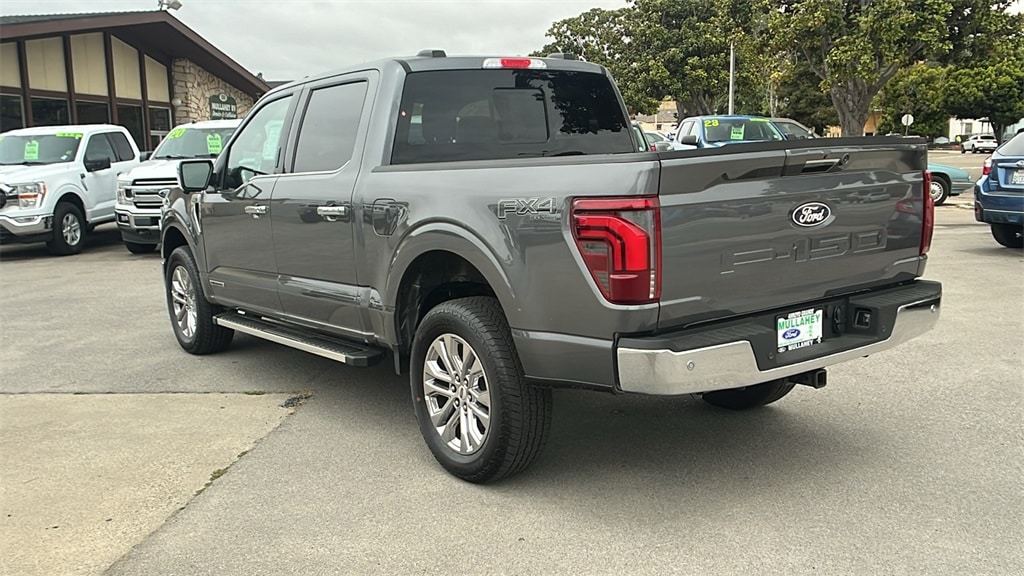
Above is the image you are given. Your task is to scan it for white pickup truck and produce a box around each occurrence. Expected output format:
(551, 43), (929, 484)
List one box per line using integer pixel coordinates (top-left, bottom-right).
(115, 119), (241, 254)
(0, 124), (141, 255)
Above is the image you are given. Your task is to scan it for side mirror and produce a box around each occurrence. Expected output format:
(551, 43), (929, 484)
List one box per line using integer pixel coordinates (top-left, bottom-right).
(679, 134), (698, 145)
(84, 157), (112, 172)
(178, 159), (214, 193)
(140, 151), (152, 161)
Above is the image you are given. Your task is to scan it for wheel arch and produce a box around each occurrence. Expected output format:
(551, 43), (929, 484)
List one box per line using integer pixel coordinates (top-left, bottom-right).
(385, 224), (519, 373)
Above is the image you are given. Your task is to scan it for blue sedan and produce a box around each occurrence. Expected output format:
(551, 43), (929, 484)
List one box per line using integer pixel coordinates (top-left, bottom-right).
(975, 130), (1024, 248)
(926, 162), (974, 206)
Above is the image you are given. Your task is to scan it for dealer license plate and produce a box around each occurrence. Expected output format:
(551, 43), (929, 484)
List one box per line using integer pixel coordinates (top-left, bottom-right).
(776, 308), (823, 353)
(1011, 170), (1024, 185)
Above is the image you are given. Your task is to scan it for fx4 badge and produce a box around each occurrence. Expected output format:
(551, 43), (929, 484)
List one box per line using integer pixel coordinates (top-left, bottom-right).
(497, 197), (558, 220)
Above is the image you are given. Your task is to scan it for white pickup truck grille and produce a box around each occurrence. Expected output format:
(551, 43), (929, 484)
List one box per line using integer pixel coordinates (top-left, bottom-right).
(127, 178), (176, 209)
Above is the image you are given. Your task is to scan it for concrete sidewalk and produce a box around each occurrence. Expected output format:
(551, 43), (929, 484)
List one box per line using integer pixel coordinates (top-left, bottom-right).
(0, 393), (296, 576)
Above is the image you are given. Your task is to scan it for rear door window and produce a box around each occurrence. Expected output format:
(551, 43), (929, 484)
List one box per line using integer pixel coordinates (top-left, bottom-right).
(392, 69), (633, 164)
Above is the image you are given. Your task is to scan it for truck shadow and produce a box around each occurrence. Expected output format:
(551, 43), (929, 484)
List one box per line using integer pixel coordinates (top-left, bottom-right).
(0, 223), (126, 261)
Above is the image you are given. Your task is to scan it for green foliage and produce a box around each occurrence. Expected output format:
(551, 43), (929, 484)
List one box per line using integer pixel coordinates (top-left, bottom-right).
(945, 59), (1024, 141)
(768, 0), (952, 135)
(876, 64), (950, 138)
(776, 61), (839, 135)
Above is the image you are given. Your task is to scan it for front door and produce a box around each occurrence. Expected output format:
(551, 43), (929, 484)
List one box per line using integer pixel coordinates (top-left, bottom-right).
(201, 94), (295, 313)
(80, 133), (121, 218)
(271, 76), (375, 337)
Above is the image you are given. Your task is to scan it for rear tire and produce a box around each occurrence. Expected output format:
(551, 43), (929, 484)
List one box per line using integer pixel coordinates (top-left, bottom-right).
(125, 241), (157, 254)
(164, 246), (234, 354)
(991, 224), (1024, 249)
(701, 379), (795, 410)
(46, 202), (86, 256)
(410, 296), (552, 483)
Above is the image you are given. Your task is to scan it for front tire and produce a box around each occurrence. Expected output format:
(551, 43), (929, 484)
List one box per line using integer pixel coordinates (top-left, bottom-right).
(701, 379), (795, 410)
(46, 202), (86, 256)
(125, 241), (157, 254)
(164, 246), (234, 354)
(991, 224), (1024, 249)
(411, 296), (552, 483)
(929, 175), (950, 206)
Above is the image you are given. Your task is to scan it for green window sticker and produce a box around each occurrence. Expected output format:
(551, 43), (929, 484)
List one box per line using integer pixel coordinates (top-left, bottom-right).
(750, 118), (770, 123)
(207, 133), (223, 155)
(730, 125), (745, 140)
(167, 128), (187, 139)
(55, 132), (83, 139)
(24, 140), (39, 160)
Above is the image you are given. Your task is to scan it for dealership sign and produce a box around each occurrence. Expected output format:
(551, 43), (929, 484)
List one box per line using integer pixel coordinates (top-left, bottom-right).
(209, 94), (237, 120)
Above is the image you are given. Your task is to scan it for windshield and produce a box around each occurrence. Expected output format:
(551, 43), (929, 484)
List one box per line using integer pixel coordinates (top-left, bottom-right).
(153, 126), (237, 159)
(0, 132), (83, 165)
(702, 118), (785, 144)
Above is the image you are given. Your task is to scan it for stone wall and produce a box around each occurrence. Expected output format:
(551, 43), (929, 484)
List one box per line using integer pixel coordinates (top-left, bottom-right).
(171, 59), (254, 125)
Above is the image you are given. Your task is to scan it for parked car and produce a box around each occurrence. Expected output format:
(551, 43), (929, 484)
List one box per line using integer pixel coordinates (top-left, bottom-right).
(670, 115), (786, 149)
(630, 121), (654, 152)
(0, 124), (140, 255)
(161, 51), (940, 483)
(644, 130), (669, 144)
(961, 134), (998, 154)
(115, 119), (242, 254)
(926, 162), (974, 205)
(771, 117), (818, 139)
(974, 131), (1024, 248)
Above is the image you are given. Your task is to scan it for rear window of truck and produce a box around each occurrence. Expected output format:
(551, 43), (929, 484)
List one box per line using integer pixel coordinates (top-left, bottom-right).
(391, 69), (635, 164)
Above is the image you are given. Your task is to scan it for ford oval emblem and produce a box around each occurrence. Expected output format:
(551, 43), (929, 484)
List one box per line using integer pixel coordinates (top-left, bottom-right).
(782, 328), (801, 340)
(791, 202), (831, 227)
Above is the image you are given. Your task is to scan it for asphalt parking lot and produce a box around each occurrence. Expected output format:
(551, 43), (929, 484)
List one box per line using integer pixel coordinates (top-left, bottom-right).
(1, 204), (1021, 575)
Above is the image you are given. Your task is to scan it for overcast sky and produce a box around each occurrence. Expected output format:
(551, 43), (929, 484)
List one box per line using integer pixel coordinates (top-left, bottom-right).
(0, 0), (629, 80)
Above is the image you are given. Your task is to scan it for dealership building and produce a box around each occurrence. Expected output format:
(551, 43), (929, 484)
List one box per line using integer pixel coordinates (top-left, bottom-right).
(0, 10), (269, 150)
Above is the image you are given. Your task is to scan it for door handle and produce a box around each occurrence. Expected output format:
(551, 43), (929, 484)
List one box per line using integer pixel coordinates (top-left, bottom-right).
(244, 205), (267, 217)
(316, 205), (349, 222)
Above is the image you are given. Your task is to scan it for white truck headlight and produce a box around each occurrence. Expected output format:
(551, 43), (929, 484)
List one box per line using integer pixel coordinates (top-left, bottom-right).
(117, 180), (130, 205)
(15, 182), (46, 208)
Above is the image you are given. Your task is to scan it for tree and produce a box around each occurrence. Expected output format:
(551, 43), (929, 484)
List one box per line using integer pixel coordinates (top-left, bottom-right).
(767, 0), (952, 136)
(532, 7), (660, 115)
(945, 60), (1024, 142)
(535, 0), (767, 118)
(775, 61), (839, 135)
(875, 64), (949, 138)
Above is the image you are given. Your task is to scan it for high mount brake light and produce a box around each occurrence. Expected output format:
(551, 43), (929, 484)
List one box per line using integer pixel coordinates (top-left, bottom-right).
(481, 58), (547, 69)
(570, 197), (661, 305)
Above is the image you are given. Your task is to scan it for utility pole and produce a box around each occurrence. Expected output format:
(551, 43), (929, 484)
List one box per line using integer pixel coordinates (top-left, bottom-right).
(728, 42), (735, 115)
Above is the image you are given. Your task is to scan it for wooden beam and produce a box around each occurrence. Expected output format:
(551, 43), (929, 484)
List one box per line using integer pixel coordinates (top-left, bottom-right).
(103, 32), (118, 124)
(63, 35), (78, 124)
(16, 40), (32, 126)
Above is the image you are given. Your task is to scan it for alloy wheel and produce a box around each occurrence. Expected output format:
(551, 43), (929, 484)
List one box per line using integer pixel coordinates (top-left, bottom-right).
(170, 266), (198, 339)
(422, 333), (491, 455)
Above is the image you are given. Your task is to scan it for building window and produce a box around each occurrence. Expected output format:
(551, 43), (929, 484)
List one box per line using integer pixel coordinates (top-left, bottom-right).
(149, 106), (171, 149)
(31, 97), (70, 126)
(1, 94), (24, 132)
(117, 104), (144, 150)
(77, 100), (110, 124)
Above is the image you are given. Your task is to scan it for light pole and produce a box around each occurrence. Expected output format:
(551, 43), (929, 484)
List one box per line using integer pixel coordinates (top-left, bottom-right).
(728, 42), (735, 115)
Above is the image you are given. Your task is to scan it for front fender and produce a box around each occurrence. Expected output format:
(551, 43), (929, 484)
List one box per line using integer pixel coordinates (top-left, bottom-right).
(161, 192), (212, 298)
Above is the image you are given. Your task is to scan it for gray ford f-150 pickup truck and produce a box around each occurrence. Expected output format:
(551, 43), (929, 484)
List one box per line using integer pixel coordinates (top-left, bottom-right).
(162, 51), (941, 483)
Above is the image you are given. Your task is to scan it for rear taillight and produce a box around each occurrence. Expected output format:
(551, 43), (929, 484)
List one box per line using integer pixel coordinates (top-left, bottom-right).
(921, 171), (934, 255)
(571, 197), (661, 304)
(982, 157), (992, 176)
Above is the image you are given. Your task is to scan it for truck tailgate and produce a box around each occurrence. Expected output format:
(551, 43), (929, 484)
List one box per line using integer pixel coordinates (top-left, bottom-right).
(655, 139), (928, 330)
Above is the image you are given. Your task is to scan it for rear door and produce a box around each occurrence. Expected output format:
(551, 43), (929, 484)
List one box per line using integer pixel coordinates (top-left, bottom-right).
(201, 93), (296, 312)
(656, 139), (928, 329)
(271, 73), (375, 337)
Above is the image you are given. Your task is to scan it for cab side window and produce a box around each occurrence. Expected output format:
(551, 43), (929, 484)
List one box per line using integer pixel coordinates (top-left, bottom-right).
(84, 134), (116, 162)
(225, 95), (293, 189)
(292, 81), (368, 174)
(107, 132), (136, 162)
